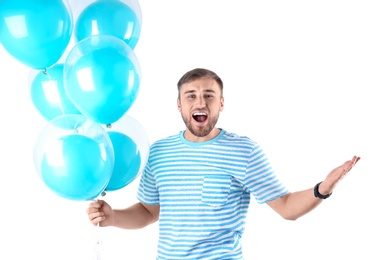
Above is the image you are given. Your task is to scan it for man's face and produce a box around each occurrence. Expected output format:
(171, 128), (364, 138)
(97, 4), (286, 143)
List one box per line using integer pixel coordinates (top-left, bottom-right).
(177, 77), (224, 140)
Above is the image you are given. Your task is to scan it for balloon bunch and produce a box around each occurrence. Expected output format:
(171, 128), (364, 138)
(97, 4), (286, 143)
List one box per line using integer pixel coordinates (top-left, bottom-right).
(0, 0), (149, 201)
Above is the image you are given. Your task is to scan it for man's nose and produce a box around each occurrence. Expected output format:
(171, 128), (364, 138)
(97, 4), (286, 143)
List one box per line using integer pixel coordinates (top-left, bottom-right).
(196, 97), (206, 107)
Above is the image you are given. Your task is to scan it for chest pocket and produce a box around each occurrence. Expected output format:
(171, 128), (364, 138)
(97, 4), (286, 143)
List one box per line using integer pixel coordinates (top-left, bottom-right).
(201, 175), (232, 207)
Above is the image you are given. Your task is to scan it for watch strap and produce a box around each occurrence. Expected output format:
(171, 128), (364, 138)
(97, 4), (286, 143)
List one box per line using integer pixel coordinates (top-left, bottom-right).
(314, 181), (332, 199)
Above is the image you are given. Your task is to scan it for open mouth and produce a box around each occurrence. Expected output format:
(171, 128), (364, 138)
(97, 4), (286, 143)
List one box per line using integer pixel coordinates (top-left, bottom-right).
(193, 112), (208, 123)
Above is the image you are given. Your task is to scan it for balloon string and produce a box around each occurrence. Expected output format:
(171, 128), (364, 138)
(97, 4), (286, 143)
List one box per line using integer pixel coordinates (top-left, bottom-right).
(93, 197), (103, 260)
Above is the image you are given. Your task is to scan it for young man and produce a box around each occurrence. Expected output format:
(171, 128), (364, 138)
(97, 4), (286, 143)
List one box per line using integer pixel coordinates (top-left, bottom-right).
(87, 68), (360, 259)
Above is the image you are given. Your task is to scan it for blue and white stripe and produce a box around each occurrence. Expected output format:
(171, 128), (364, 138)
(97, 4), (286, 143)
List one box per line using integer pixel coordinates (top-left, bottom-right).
(137, 129), (289, 259)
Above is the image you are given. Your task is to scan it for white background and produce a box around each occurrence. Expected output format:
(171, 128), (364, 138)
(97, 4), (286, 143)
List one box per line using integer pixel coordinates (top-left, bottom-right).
(1, 0), (389, 259)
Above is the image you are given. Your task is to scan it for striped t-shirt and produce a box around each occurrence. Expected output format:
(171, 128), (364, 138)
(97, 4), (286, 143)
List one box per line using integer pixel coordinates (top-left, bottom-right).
(137, 129), (289, 260)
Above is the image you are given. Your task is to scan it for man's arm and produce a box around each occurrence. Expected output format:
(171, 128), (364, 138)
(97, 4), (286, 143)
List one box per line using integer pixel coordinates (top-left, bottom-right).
(112, 202), (160, 229)
(87, 200), (160, 229)
(267, 155), (360, 220)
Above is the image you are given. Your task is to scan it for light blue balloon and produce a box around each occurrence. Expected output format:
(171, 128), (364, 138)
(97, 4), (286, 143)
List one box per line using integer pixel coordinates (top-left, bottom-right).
(0, 0), (73, 70)
(105, 131), (141, 191)
(64, 35), (141, 125)
(75, 0), (141, 50)
(30, 64), (81, 122)
(40, 134), (114, 201)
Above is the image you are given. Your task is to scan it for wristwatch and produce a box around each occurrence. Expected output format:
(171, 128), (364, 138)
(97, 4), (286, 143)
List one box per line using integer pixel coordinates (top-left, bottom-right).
(314, 182), (332, 199)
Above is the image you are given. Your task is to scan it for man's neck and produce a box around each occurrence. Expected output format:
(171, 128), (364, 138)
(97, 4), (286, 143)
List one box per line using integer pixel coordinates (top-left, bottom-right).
(183, 128), (221, 142)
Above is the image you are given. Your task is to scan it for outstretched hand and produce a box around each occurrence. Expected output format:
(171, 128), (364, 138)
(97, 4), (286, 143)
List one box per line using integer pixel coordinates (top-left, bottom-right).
(319, 155), (360, 195)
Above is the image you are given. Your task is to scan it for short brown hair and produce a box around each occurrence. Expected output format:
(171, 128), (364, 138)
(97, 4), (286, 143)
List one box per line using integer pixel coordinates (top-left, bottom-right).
(177, 68), (223, 96)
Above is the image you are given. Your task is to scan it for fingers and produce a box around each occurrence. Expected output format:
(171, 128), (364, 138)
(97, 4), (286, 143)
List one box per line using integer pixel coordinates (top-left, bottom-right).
(353, 156), (361, 164)
(89, 212), (106, 226)
(86, 200), (105, 226)
(347, 155), (360, 170)
(341, 155), (360, 177)
(89, 199), (102, 209)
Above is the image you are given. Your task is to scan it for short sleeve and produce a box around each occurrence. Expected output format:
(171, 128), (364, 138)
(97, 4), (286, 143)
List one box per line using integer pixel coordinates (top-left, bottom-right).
(136, 163), (160, 205)
(243, 145), (289, 204)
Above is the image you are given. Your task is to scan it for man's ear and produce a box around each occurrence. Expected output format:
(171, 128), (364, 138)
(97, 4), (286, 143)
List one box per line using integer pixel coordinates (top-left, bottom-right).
(220, 97), (225, 112)
(177, 98), (181, 112)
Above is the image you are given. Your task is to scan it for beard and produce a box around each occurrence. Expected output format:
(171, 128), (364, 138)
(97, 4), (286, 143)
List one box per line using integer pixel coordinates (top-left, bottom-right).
(181, 113), (219, 137)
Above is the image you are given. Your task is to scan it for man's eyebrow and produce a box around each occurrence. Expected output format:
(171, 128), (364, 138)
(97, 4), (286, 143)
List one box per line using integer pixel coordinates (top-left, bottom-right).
(183, 89), (196, 95)
(183, 89), (216, 95)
